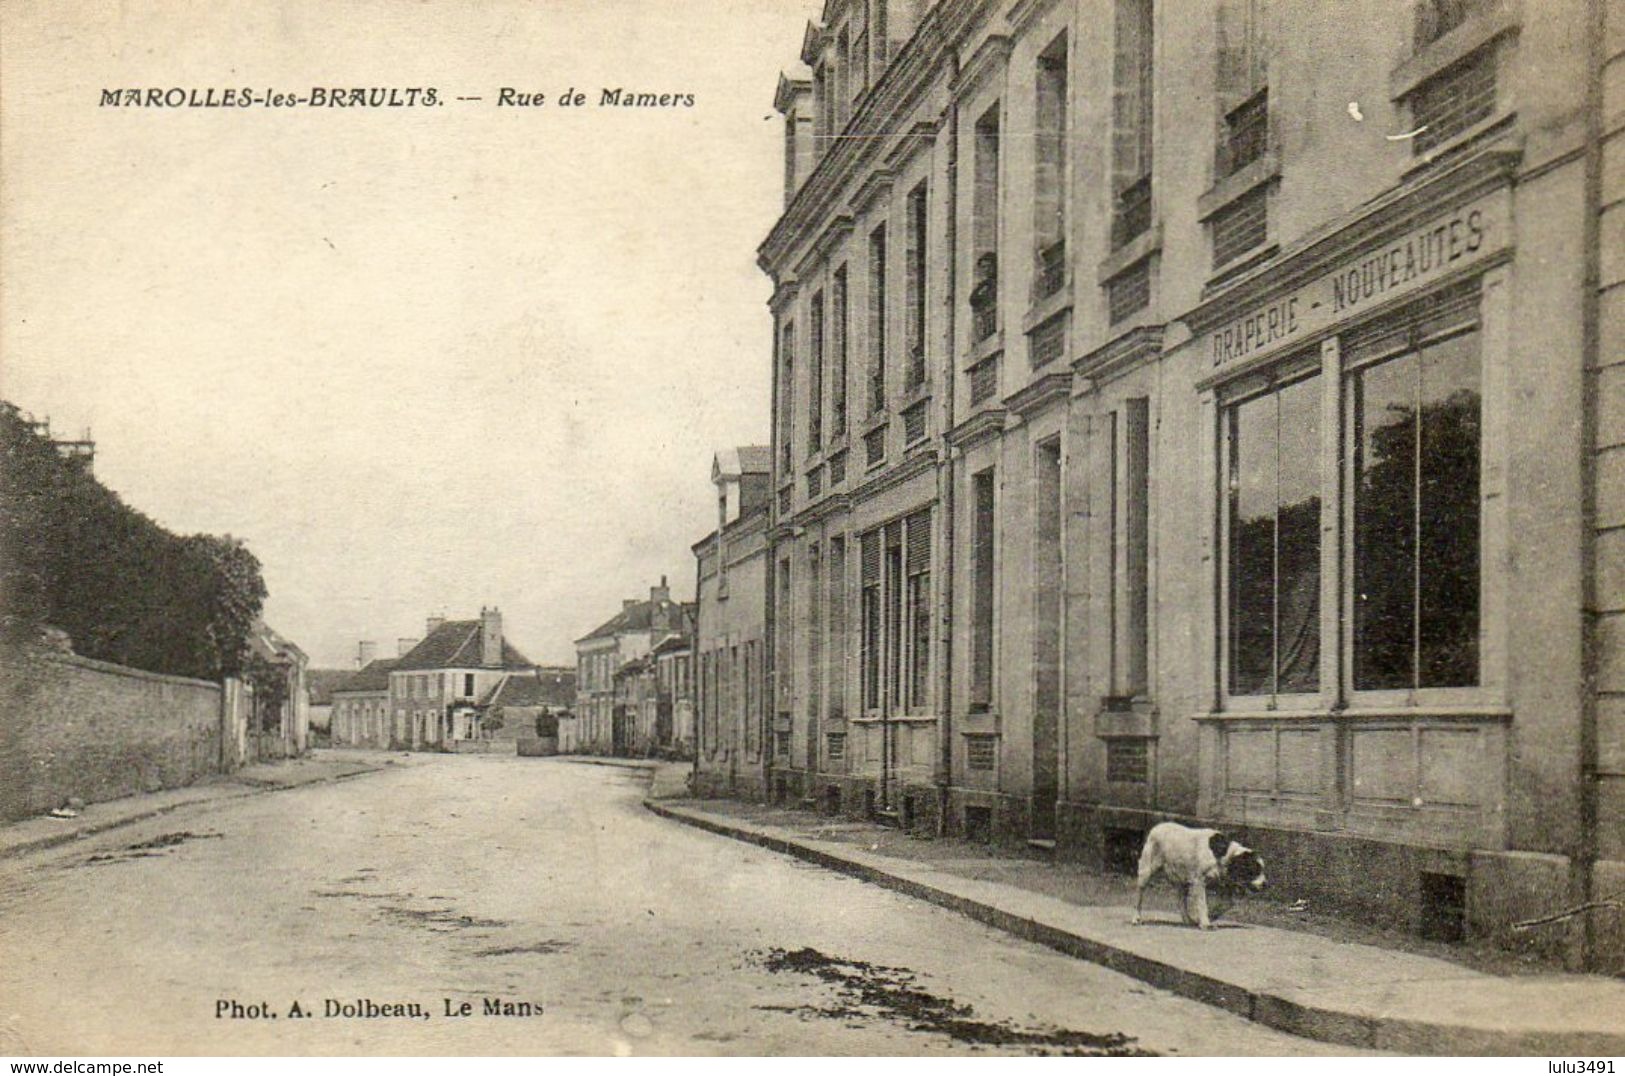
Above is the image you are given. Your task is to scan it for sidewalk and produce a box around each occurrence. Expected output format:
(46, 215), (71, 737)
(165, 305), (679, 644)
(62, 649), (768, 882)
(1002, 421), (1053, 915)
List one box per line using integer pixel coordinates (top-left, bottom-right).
(0, 750), (392, 861)
(645, 796), (1625, 1056)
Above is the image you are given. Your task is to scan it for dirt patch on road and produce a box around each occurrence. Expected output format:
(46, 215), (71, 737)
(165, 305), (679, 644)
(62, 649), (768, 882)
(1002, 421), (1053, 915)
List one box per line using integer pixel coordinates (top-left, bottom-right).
(379, 904), (510, 932)
(474, 940), (574, 957)
(80, 831), (223, 865)
(753, 947), (1153, 1056)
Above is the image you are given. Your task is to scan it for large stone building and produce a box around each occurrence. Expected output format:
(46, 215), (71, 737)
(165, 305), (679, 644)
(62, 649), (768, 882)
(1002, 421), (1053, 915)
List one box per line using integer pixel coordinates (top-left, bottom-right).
(759, 0), (1623, 969)
(692, 446), (774, 797)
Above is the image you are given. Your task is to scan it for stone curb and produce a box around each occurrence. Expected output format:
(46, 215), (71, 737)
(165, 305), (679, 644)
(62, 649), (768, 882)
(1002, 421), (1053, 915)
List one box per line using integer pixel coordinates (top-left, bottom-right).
(554, 756), (660, 771)
(0, 765), (385, 862)
(644, 799), (1625, 1056)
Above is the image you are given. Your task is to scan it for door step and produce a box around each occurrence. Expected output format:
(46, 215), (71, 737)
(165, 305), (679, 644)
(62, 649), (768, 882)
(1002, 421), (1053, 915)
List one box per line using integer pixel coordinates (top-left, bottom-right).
(1026, 838), (1057, 855)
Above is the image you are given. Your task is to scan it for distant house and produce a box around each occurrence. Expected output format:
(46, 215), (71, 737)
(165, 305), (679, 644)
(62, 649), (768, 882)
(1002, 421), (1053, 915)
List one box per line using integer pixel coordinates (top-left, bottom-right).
(246, 620), (310, 758)
(330, 657), (399, 748)
(388, 608), (535, 748)
(573, 578), (689, 756)
(483, 666), (576, 754)
(304, 669), (353, 738)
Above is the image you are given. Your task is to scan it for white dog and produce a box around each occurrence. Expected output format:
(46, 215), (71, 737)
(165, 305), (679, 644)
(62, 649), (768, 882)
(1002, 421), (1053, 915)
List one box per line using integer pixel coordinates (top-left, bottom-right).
(1131, 822), (1267, 930)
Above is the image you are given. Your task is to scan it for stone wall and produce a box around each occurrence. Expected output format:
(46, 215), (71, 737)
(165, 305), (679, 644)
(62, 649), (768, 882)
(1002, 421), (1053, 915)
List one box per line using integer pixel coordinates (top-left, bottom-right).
(0, 645), (225, 822)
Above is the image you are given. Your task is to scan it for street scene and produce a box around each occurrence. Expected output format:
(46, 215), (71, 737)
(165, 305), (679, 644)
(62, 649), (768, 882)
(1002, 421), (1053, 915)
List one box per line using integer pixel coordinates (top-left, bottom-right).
(3, 0), (1625, 1062)
(0, 755), (1353, 1057)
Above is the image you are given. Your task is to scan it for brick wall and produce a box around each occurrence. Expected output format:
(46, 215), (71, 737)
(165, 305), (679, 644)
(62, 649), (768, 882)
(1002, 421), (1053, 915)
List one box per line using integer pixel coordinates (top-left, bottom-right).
(0, 644), (225, 822)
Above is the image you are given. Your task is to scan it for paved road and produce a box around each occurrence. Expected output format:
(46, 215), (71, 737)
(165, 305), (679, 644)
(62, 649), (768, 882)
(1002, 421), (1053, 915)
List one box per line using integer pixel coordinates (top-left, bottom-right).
(0, 755), (1361, 1056)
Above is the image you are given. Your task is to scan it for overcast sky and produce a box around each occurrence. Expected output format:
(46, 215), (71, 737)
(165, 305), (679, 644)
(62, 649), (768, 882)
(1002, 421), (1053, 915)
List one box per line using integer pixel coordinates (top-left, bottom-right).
(1, 0), (813, 667)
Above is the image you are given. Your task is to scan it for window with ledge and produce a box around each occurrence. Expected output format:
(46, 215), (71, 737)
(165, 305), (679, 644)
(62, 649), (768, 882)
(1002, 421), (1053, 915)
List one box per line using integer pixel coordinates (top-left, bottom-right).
(832, 266), (849, 437)
(828, 536), (847, 720)
(1109, 0), (1154, 250)
(868, 224), (888, 414)
(1033, 34), (1068, 300)
(1211, 185), (1268, 268)
(1107, 259), (1151, 323)
(905, 510), (932, 711)
(969, 354), (1000, 405)
(970, 104), (1001, 342)
(969, 468), (996, 712)
(779, 320), (795, 474)
(1408, 46), (1497, 156)
(809, 290), (825, 454)
(906, 181), (928, 389)
(1219, 89), (1268, 177)
(1113, 399), (1151, 697)
(902, 399), (927, 444)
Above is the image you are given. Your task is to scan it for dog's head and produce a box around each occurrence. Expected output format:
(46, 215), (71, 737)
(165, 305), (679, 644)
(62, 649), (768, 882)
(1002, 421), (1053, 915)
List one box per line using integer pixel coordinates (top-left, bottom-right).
(1208, 833), (1267, 891)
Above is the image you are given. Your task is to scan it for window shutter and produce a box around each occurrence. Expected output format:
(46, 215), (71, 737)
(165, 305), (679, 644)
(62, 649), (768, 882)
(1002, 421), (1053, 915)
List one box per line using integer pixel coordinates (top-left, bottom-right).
(906, 509), (932, 574)
(862, 529), (882, 584)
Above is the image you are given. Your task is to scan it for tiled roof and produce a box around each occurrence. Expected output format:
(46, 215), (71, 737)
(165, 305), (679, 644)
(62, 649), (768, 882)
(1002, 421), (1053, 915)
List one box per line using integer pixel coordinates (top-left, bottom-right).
(305, 669), (354, 705)
(484, 668), (577, 708)
(736, 445), (772, 473)
(576, 598), (686, 644)
(334, 657), (399, 694)
(394, 619), (533, 671)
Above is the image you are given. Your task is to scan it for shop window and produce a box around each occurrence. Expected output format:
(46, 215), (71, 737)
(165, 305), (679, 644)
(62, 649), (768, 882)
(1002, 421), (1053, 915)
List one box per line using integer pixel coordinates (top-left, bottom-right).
(1349, 324), (1481, 690)
(1224, 369), (1322, 697)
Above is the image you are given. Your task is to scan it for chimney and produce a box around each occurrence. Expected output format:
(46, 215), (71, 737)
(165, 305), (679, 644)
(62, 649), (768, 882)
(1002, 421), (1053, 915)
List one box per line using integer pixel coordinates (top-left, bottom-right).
(397, 637), (419, 657)
(357, 640), (377, 668)
(623, 599), (639, 611)
(650, 575), (670, 603)
(426, 615), (445, 635)
(481, 606), (503, 667)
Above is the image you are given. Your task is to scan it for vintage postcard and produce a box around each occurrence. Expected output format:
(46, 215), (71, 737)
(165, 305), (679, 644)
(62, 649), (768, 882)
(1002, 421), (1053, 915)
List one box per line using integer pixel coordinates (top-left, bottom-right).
(1, 0), (1621, 1063)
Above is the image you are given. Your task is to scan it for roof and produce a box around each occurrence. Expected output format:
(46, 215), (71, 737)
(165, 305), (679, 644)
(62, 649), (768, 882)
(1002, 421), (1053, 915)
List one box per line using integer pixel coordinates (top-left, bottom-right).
(650, 632), (692, 657)
(394, 619), (533, 671)
(576, 597), (687, 645)
(715, 444), (773, 479)
(305, 669), (354, 705)
(482, 668), (576, 709)
(248, 621), (308, 665)
(334, 657), (399, 694)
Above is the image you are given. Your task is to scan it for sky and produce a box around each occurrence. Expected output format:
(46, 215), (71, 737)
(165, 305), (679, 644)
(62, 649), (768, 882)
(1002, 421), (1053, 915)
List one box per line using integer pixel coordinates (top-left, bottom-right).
(1, 0), (815, 667)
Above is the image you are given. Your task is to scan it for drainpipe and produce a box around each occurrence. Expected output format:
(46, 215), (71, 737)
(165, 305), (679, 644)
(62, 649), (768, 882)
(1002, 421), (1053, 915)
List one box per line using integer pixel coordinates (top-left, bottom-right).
(937, 48), (962, 837)
(692, 535), (704, 791)
(1574, 0), (1606, 972)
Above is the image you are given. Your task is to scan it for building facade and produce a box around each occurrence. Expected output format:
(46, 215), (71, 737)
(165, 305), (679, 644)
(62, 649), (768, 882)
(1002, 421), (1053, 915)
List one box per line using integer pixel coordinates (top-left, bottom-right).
(573, 579), (690, 756)
(762, 0), (1623, 969)
(382, 610), (536, 748)
(329, 657), (398, 748)
(692, 447), (774, 798)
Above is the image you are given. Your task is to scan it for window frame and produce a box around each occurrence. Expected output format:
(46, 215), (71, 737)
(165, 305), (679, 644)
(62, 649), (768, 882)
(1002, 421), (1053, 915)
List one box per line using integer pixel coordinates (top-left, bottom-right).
(1217, 353), (1325, 713)
(1341, 315), (1485, 709)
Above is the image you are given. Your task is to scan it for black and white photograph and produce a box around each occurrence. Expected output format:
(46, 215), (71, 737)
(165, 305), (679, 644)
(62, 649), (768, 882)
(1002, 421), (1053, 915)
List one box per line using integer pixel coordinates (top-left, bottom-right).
(1, 0), (1622, 1064)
